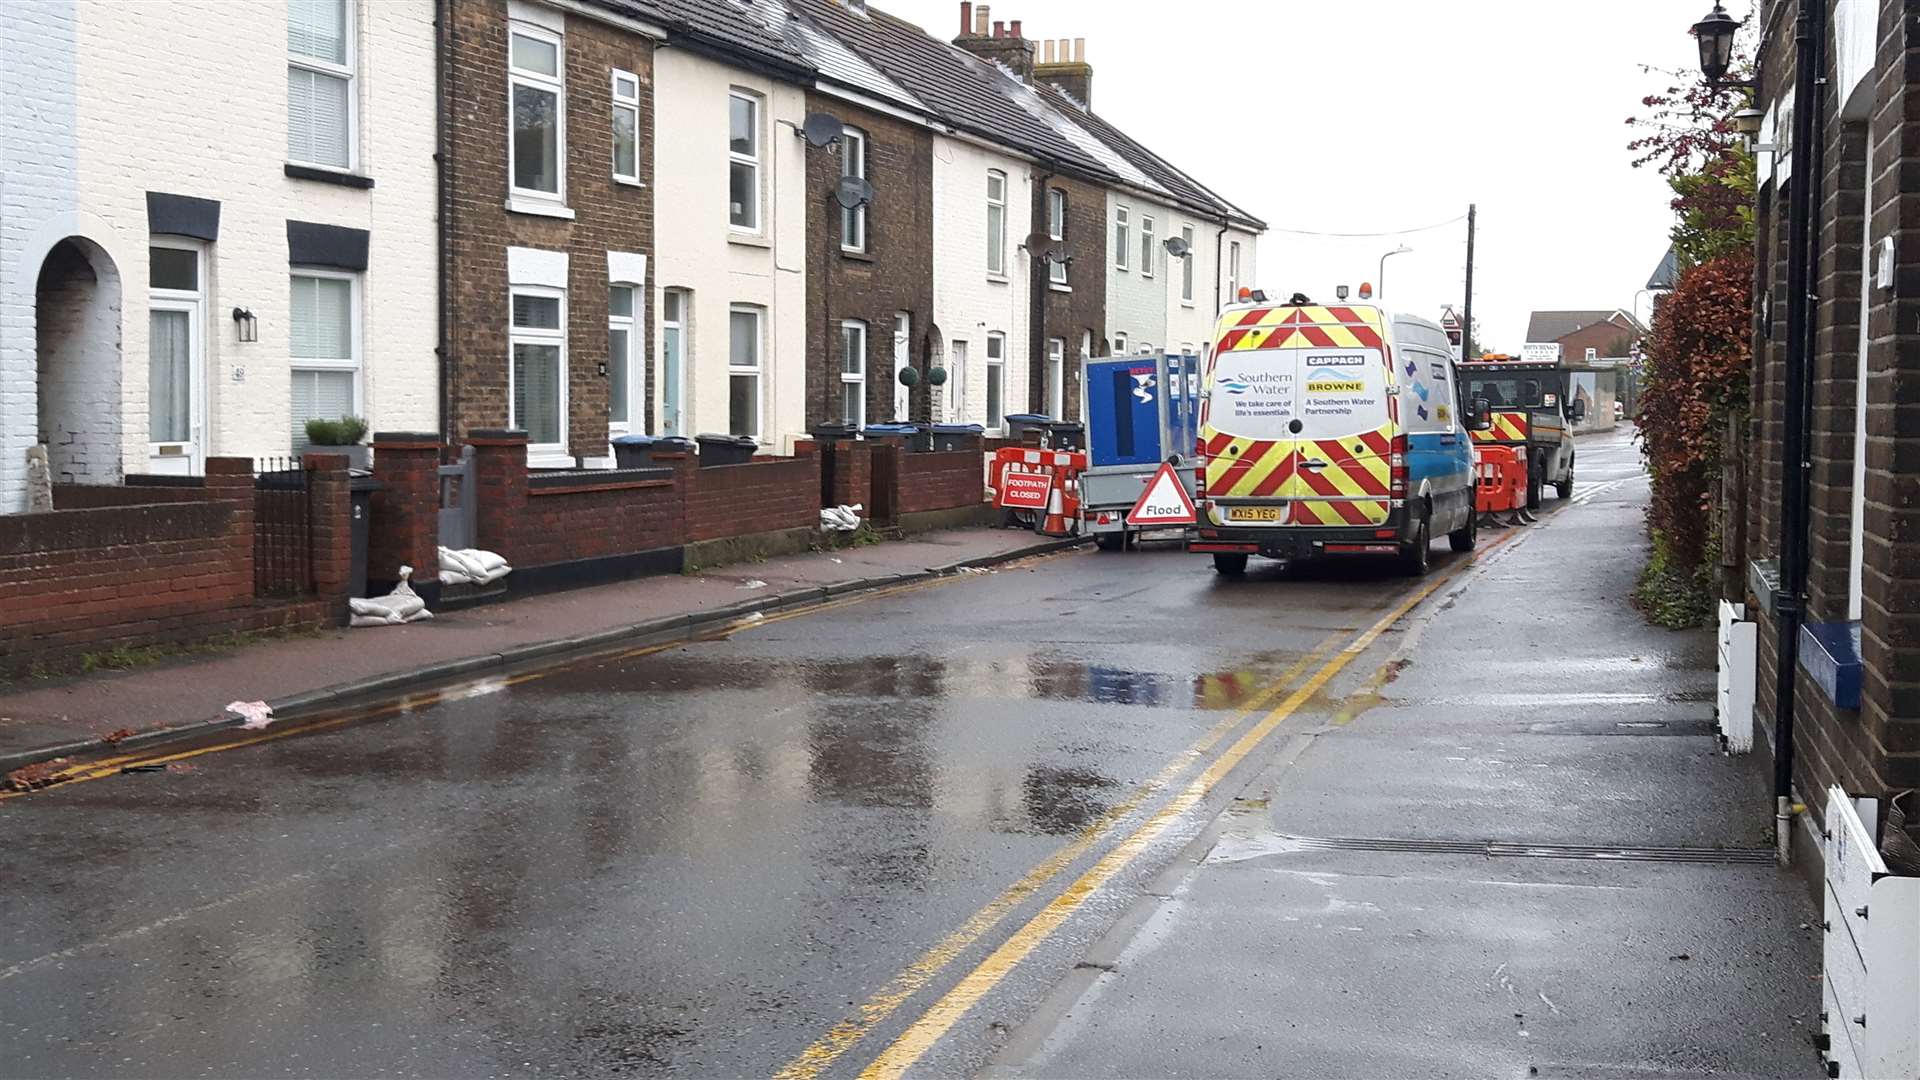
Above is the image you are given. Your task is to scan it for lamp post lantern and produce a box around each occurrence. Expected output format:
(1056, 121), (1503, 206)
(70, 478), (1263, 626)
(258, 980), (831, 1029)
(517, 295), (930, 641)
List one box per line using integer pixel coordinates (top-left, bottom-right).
(1377, 244), (1411, 300)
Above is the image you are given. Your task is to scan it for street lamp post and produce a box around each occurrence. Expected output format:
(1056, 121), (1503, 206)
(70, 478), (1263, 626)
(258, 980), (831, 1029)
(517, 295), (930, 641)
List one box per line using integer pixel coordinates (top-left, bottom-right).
(1378, 244), (1411, 299)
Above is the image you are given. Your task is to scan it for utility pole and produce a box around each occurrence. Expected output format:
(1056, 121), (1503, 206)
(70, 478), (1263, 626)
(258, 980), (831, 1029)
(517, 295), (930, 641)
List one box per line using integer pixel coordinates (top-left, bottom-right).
(1461, 204), (1476, 361)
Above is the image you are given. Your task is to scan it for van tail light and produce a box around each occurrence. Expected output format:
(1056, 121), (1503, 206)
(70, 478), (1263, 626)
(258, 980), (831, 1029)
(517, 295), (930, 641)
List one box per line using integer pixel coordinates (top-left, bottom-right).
(1389, 433), (1407, 498)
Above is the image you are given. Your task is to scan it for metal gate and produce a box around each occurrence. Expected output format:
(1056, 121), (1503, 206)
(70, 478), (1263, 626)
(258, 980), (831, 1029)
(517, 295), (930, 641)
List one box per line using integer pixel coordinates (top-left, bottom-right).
(439, 446), (476, 551)
(254, 457), (313, 597)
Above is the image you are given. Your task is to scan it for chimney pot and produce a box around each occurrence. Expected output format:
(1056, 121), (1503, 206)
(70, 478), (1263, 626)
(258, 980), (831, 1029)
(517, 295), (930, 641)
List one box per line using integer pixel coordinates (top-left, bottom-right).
(992, 20), (1004, 37)
(1074, 37), (1085, 62)
(1043, 39), (1054, 62)
(975, 4), (988, 36)
(1010, 19), (1021, 38)
(959, 0), (971, 36)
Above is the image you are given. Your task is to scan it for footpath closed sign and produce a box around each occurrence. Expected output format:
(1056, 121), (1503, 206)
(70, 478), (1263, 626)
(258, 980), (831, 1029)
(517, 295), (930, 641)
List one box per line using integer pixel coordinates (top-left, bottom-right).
(1126, 462), (1197, 526)
(999, 470), (1054, 510)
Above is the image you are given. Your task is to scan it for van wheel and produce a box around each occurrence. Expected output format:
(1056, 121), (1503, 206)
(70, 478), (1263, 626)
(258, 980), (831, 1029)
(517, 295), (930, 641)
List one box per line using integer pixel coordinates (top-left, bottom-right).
(1555, 473), (1574, 499)
(1212, 553), (1249, 576)
(1094, 533), (1124, 552)
(1399, 515), (1432, 576)
(1448, 506), (1478, 552)
(1526, 461), (1544, 510)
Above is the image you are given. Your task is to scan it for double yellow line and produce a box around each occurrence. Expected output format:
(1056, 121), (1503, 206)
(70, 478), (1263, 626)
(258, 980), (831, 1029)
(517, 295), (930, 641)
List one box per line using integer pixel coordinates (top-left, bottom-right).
(785, 536), (1513, 1080)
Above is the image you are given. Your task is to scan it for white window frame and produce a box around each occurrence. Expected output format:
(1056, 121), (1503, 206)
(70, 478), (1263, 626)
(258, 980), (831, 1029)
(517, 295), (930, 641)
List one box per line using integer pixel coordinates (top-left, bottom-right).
(1140, 215), (1156, 280)
(1047, 188), (1068, 287)
(1114, 205), (1130, 271)
(1047, 337), (1065, 419)
(892, 312), (911, 420)
(840, 319), (868, 428)
(289, 267), (364, 452)
(288, 0), (356, 172)
(1227, 240), (1242, 303)
(660, 288), (688, 436)
(147, 239), (207, 471)
(608, 283), (638, 434)
(1112, 331), (1128, 357)
(611, 69), (641, 186)
(728, 90), (762, 234)
(729, 303), (765, 441)
(948, 338), (968, 420)
(985, 331), (1006, 432)
(841, 128), (868, 253)
(1180, 225), (1196, 304)
(508, 284), (569, 460)
(986, 170), (1008, 278)
(507, 21), (567, 212)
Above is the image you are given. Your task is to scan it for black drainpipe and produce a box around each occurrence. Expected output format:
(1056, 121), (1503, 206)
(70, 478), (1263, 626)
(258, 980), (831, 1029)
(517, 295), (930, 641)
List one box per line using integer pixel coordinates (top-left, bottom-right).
(434, 0), (452, 451)
(1772, 0), (1826, 865)
(1031, 170), (1053, 414)
(1214, 218), (1229, 315)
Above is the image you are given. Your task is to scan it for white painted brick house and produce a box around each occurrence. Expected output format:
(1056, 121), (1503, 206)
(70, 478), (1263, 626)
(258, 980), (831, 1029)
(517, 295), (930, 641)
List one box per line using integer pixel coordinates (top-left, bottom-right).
(931, 134), (1036, 432)
(0, 0), (437, 511)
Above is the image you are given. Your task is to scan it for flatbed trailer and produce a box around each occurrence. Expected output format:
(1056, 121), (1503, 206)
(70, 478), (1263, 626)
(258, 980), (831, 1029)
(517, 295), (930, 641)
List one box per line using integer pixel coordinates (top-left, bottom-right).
(1079, 352), (1201, 550)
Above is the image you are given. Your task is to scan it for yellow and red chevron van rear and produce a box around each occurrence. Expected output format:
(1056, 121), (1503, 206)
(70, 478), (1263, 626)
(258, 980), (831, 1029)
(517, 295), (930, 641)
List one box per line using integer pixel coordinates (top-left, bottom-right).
(1191, 299), (1477, 573)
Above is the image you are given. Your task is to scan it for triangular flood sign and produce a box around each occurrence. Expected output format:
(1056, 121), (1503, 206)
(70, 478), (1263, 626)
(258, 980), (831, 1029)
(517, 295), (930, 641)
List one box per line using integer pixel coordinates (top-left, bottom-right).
(1126, 461), (1197, 526)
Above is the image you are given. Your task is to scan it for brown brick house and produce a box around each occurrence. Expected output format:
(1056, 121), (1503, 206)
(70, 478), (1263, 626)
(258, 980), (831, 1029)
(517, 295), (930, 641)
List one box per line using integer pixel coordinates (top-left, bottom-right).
(1523, 309), (1641, 362)
(1031, 171), (1105, 418)
(1740, 0), (1920, 819)
(801, 92), (935, 428)
(443, 0), (661, 467)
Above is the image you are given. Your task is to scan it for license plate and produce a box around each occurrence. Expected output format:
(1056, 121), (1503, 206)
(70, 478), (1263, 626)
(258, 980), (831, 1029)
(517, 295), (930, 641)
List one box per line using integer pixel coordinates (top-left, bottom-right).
(1227, 506), (1282, 522)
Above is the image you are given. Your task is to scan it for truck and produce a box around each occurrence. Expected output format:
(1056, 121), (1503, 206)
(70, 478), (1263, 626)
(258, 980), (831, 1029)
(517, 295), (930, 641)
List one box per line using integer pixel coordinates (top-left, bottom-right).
(1077, 351), (1202, 551)
(1456, 354), (1583, 507)
(1189, 297), (1485, 576)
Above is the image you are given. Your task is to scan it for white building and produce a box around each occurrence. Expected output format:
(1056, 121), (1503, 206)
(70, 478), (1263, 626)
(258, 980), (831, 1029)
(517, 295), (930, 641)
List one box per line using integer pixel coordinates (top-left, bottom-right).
(0, 0), (439, 510)
(930, 135), (1036, 432)
(651, 23), (811, 453)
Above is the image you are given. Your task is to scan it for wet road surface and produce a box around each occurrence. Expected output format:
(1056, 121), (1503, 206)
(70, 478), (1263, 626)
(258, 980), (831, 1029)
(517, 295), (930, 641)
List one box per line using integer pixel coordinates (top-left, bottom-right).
(3, 521), (1459, 1077)
(3, 426), (1802, 1079)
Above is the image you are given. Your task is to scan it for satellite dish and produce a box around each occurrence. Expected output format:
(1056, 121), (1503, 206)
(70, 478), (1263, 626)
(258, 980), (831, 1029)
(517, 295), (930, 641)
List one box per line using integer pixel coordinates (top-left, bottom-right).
(1020, 230), (1053, 255)
(800, 112), (845, 147)
(833, 175), (874, 210)
(1163, 235), (1191, 258)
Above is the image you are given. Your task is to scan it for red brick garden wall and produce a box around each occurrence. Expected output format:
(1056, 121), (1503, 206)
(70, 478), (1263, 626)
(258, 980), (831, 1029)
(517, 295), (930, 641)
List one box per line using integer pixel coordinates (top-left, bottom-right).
(890, 448), (986, 516)
(0, 458), (342, 677)
(685, 457), (820, 542)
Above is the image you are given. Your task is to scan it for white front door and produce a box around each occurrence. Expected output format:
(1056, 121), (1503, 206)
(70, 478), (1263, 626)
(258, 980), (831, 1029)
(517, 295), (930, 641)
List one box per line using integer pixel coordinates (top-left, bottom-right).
(892, 313), (910, 420)
(147, 242), (206, 473)
(948, 339), (968, 422)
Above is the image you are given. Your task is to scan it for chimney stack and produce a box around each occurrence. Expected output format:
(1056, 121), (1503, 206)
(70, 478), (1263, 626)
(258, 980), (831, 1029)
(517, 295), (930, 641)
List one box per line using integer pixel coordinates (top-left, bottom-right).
(1033, 32), (1093, 107)
(953, 3), (1036, 82)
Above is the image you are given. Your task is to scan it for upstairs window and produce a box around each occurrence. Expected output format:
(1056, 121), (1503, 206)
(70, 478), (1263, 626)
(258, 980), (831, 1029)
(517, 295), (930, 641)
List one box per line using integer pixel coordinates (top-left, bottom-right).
(611, 70), (641, 185)
(509, 24), (565, 201)
(1114, 206), (1129, 271)
(1140, 216), (1156, 279)
(986, 170), (1008, 276)
(288, 0), (354, 169)
(841, 129), (868, 252)
(1047, 188), (1067, 286)
(729, 91), (761, 231)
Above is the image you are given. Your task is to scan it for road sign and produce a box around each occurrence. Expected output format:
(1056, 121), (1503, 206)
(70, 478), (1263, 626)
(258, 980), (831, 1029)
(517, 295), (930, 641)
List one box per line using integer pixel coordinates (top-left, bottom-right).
(1126, 461), (1197, 526)
(998, 470), (1054, 510)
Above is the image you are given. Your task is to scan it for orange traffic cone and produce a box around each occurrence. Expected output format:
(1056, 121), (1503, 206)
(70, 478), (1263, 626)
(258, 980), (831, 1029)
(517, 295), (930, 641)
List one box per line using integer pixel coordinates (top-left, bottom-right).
(1037, 471), (1072, 537)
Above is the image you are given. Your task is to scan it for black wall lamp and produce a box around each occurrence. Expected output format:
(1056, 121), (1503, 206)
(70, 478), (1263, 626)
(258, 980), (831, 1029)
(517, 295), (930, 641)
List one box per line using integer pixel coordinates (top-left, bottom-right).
(1690, 3), (1756, 89)
(231, 307), (258, 343)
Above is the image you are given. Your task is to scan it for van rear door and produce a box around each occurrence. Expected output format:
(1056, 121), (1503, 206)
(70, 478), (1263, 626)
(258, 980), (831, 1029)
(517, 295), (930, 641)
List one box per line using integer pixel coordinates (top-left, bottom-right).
(1291, 343), (1393, 526)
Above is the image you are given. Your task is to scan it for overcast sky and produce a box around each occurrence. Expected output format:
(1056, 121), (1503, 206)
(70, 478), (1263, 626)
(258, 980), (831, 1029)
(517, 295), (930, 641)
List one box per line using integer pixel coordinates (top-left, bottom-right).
(878, 0), (1719, 348)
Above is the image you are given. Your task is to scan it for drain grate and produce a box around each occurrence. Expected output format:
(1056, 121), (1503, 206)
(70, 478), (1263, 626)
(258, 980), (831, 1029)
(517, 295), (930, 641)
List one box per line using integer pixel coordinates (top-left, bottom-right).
(1278, 833), (1775, 865)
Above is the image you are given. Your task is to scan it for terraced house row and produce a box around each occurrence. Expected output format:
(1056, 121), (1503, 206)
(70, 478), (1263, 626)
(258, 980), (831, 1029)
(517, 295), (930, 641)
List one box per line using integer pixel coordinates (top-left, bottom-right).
(0, 0), (1262, 507)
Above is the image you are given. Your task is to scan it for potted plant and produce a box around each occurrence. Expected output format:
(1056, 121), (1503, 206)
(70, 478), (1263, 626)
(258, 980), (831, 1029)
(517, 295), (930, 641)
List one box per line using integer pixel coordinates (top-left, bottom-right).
(304, 415), (371, 471)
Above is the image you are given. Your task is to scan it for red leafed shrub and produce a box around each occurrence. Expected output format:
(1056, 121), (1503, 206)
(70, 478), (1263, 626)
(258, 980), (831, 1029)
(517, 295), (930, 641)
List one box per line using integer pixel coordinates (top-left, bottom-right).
(1636, 251), (1753, 622)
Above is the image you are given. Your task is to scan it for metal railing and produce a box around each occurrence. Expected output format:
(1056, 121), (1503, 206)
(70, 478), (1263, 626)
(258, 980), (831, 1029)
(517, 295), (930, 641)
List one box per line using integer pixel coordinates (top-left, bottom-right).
(253, 456), (313, 598)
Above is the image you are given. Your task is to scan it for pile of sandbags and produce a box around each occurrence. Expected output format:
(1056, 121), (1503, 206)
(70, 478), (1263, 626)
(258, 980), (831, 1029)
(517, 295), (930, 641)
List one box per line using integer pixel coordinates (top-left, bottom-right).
(820, 504), (863, 531)
(350, 566), (434, 627)
(439, 547), (512, 586)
